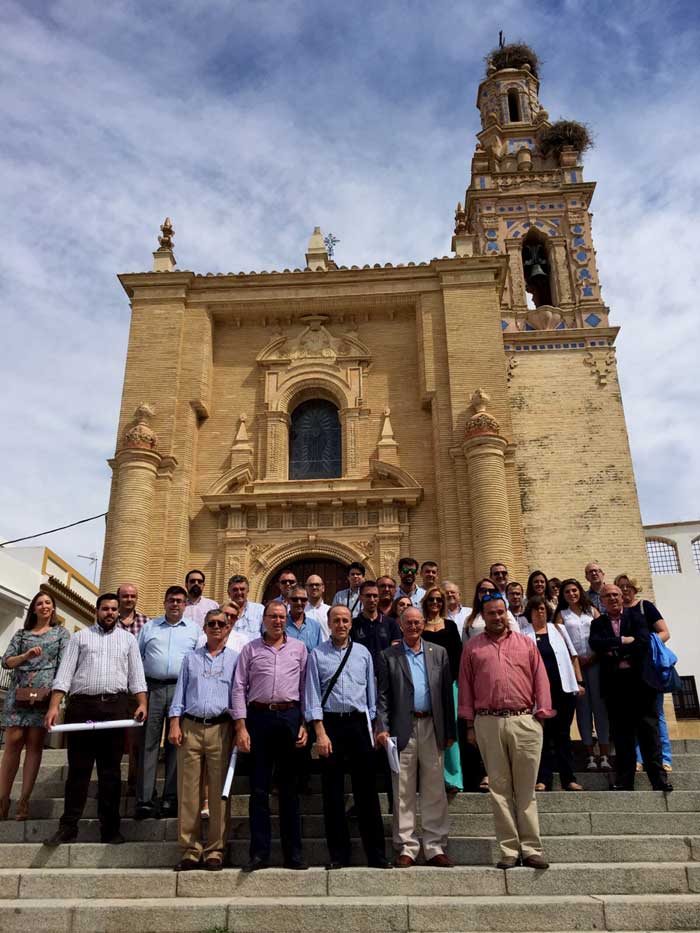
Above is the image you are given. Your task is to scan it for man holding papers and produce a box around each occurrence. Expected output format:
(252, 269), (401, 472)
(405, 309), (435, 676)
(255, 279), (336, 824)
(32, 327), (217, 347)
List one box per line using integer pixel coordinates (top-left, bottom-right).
(168, 608), (240, 872)
(376, 606), (455, 867)
(305, 605), (390, 870)
(43, 593), (147, 846)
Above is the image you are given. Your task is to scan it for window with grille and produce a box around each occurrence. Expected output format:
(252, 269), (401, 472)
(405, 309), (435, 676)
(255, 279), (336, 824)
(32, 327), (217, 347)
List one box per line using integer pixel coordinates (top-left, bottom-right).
(692, 537), (700, 573)
(646, 538), (681, 575)
(673, 676), (700, 720)
(289, 400), (341, 480)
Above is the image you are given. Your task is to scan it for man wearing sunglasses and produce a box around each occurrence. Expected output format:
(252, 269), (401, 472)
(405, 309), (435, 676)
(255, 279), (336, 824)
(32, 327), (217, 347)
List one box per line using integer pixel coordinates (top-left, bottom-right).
(182, 570), (220, 629)
(168, 609), (240, 871)
(489, 563), (510, 605)
(396, 557), (425, 608)
(274, 571), (298, 609)
(285, 586), (323, 653)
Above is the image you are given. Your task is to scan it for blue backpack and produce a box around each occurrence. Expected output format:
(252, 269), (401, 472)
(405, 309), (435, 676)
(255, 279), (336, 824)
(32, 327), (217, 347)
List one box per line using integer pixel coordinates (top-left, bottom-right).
(642, 632), (682, 693)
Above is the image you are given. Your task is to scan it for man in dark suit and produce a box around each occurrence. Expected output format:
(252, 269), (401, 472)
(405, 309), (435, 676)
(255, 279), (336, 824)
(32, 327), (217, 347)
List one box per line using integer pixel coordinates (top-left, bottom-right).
(376, 606), (456, 867)
(589, 583), (671, 792)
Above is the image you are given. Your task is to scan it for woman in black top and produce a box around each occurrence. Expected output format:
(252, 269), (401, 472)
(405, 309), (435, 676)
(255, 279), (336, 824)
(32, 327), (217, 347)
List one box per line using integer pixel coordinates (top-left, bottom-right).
(421, 586), (463, 794)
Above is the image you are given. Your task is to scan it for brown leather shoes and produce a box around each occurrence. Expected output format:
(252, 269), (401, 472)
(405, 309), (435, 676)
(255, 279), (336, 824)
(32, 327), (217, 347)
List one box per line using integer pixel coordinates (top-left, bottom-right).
(394, 854), (415, 868)
(496, 856), (520, 869)
(426, 853), (453, 868)
(522, 853), (549, 869)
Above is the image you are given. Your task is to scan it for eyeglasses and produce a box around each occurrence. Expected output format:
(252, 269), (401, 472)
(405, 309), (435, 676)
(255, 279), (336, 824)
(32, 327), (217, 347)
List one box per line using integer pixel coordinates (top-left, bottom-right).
(188, 579), (204, 585)
(280, 579), (296, 585)
(206, 620), (229, 629)
(481, 592), (505, 604)
(492, 570), (508, 577)
(289, 597), (307, 603)
(478, 588), (496, 596)
(400, 568), (416, 575)
(426, 597), (443, 603)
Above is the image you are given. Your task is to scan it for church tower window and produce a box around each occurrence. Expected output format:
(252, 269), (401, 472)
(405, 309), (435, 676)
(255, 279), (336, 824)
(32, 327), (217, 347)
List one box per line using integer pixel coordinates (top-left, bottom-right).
(507, 89), (521, 123)
(289, 399), (342, 480)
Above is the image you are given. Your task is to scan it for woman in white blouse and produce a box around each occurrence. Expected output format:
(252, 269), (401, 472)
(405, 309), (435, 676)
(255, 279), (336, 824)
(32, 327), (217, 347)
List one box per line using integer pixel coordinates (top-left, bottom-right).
(554, 578), (611, 772)
(522, 597), (584, 791)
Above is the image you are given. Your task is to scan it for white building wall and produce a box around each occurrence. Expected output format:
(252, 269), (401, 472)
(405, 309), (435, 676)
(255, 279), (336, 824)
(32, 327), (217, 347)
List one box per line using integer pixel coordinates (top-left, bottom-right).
(644, 520), (700, 694)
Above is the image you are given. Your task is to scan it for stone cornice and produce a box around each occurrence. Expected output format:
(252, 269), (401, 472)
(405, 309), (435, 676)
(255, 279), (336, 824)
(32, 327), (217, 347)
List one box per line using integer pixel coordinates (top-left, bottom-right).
(503, 326), (618, 351)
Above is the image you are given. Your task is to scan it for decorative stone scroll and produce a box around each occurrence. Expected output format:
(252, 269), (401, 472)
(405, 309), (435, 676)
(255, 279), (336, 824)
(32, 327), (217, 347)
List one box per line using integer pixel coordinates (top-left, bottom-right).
(122, 403), (158, 450)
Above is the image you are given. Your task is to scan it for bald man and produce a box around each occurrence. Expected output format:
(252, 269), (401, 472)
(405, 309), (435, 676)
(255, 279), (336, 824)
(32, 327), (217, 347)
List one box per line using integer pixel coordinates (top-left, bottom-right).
(304, 575), (331, 639)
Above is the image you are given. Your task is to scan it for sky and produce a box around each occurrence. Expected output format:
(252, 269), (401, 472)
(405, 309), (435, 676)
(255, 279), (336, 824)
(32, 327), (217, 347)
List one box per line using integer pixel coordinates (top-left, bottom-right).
(1, 0), (699, 580)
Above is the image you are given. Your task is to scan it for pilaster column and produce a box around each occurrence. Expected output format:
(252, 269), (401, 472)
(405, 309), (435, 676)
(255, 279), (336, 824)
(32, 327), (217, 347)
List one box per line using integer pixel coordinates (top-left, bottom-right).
(101, 404), (162, 593)
(549, 236), (574, 308)
(263, 411), (290, 480)
(462, 390), (513, 576)
(505, 240), (528, 312)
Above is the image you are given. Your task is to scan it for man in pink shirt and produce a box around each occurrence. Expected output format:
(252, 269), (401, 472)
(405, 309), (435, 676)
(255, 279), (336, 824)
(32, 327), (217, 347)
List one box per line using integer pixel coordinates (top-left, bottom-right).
(232, 602), (308, 872)
(458, 592), (553, 870)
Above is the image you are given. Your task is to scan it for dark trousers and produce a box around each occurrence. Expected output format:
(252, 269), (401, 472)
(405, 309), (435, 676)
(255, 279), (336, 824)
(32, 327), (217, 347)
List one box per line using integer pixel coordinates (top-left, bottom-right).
(137, 681), (178, 808)
(60, 694), (128, 837)
(319, 713), (386, 866)
(538, 689), (576, 789)
(247, 706), (302, 863)
(605, 670), (664, 789)
(458, 717), (486, 790)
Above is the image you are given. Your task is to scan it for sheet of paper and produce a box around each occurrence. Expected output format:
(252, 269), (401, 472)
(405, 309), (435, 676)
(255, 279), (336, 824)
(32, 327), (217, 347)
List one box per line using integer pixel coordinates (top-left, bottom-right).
(221, 746), (239, 799)
(385, 735), (400, 774)
(365, 709), (375, 748)
(49, 719), (144, 734)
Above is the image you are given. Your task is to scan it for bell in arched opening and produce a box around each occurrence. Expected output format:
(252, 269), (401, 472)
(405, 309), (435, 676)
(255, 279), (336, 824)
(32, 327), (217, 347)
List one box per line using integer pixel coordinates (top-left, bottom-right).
(521, 232), (553, 308)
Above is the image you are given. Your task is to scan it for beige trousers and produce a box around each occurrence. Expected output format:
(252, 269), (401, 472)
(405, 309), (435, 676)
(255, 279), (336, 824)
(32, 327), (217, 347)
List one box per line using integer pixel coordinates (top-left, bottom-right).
(392, 717), (449, 861)
(474, 713), (544, 859)
(177, 718), (232, 862)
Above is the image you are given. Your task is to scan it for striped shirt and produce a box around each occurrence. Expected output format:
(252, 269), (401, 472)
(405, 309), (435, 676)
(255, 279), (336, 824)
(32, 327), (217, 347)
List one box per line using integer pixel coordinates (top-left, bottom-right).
(53, 624), (147, 696)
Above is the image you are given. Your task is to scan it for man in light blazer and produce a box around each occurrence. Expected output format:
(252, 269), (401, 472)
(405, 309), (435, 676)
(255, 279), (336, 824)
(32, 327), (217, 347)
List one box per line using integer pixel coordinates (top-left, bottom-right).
(376, 606), (456, 867)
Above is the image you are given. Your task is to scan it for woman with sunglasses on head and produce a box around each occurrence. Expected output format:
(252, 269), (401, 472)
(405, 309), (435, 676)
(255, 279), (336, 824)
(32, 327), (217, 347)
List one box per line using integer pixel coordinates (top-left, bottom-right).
(462, 579), (519, 644)
(554, 579), (610, 771)
(421, 586), (463, 795)
(614, 574), (673, 774)
(522, 596), (584, 792)
(0, 592), (69, 820)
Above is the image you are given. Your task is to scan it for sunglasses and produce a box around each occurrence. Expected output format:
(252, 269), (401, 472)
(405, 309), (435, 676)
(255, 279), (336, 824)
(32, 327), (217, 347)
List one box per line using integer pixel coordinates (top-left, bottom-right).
(206, 620), (229, 629)
(280, 579), (296, 585)
(478, 588), (496, 595)
(426, 597), (443, 603)
(481, 592), (506, 604)
(290, 597), (307, 603)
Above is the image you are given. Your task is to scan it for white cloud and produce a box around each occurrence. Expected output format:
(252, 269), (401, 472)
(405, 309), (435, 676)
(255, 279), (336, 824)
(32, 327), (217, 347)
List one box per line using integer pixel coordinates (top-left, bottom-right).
(1, 0), (697, 579)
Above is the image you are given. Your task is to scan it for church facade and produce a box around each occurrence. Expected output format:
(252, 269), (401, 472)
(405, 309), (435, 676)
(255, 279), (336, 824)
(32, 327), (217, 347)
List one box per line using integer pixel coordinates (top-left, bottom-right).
(100, 49), (649, 614)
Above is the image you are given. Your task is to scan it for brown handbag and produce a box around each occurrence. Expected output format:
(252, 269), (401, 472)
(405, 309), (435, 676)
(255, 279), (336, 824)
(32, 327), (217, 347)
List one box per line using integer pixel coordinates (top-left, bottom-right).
(13, 633), (57, 709)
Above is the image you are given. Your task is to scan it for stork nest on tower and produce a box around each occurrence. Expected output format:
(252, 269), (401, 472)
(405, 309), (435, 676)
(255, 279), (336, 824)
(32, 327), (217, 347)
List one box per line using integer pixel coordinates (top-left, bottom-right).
(486, 43), (539, 77)
(538, 120), (593, 158)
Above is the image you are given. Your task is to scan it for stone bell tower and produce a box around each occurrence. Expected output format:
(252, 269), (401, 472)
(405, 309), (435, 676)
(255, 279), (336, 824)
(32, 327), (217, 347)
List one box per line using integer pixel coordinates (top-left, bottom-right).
(453, 45), (608, 335)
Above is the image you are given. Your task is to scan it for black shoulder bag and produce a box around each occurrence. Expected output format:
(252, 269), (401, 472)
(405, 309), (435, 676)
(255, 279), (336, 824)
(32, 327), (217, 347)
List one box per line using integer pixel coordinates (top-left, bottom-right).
(321, 639), (354, 709)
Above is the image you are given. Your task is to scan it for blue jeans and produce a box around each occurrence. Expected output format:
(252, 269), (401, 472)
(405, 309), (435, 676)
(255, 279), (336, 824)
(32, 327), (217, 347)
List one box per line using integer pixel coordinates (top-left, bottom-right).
(636, 692), (671, 765)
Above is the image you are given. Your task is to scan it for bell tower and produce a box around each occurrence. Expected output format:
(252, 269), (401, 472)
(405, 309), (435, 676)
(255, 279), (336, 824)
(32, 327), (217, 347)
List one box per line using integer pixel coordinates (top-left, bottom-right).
(453, 43), (608, 334)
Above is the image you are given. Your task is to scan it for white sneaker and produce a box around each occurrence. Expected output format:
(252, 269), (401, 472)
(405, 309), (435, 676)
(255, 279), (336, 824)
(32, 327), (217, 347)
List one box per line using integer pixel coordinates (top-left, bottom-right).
(598, 755), (612, 771)
(586, 756), (598, 770)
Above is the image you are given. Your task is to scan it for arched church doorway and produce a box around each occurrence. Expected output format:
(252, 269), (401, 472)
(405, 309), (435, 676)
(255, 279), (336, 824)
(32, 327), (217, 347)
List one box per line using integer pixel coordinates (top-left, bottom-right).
(261, 557), (348, 604)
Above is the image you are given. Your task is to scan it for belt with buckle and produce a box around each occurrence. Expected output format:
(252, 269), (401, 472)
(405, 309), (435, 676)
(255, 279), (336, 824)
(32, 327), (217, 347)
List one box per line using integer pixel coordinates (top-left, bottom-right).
(475, 708), (532, 718)
(248, 700), (299, 712)
(412, 711), (432, 719)
(324, 710), (365, 720)
(73, 692), (126, 703)
(184, 712), (230, 726)
(147, 677), (179, 686)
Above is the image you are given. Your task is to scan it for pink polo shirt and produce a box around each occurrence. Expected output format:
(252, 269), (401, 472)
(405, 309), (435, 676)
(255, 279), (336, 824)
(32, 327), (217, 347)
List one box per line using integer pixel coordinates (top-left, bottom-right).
(458, 628), (554, 721)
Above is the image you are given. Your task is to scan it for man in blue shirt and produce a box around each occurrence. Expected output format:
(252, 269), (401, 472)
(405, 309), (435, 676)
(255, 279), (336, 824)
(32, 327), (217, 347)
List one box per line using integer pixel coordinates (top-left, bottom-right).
(168, 608), (240, 871)
(305, 605), (389, 870)
(286, 586), (323, 652)
(135, 586), (200, 820)
(331, 561), (365, 619)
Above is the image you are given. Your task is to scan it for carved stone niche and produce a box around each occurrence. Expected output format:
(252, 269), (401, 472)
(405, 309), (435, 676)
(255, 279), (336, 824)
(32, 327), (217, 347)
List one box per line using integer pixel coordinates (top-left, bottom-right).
(256, 315), (373, 481)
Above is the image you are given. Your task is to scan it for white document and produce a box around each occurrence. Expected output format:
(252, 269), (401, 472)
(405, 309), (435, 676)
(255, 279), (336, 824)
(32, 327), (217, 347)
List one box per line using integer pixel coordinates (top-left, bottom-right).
(221, 746), (239, 799)
(385, 735), (400, 774)
(49, 719), (144, 734)
(365, 709), (375, 748)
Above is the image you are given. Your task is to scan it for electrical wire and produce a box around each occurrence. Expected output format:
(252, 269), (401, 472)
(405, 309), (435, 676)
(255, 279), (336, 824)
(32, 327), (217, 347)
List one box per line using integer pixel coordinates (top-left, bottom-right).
(0, 512), (107, 547)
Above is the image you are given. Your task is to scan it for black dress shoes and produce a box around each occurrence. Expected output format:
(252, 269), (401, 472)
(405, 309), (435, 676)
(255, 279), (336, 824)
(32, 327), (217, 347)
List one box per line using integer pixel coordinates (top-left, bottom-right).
(241, 856), (269, 873)
(134, 805), (156, 820)
(283, 859), (308, 870)
(653, 781), (674, 793)
(174, 858), (201, 872)
(159, 801), (177, 819)
(44, 827), (77, 846)
(100, 832), (125, 845)
(325, 861), (349, 870)
(368, 858), (393, 869)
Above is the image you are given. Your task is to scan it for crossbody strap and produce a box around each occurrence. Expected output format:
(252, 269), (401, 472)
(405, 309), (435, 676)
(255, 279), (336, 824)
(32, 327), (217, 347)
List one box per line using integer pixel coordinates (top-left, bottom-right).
(321, 640), (354, 708)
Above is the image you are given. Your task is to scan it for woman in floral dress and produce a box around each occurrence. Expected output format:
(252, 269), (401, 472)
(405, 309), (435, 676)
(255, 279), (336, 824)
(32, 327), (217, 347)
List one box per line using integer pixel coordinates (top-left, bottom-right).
(0, 592), (70, 819)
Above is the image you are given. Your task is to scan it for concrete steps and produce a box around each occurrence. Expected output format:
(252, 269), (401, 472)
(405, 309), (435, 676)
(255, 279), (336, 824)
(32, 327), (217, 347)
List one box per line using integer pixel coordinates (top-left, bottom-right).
(0, 738), (699, 930)
(2, 893), (700, 932)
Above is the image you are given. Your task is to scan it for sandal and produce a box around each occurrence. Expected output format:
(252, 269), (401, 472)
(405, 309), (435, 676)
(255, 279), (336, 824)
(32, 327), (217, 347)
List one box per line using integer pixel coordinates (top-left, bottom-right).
(15, 797), (29, 821)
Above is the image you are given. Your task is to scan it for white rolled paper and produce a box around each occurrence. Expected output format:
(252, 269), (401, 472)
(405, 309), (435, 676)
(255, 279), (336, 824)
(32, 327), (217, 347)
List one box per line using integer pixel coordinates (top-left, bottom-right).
(49, 719), (145, 734)
(385, 735), (400, 774)
(221, 746), (239, 799)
